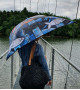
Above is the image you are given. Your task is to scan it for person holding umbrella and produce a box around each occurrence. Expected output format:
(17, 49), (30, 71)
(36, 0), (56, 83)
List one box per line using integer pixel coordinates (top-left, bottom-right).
(6, 15), (74, 89)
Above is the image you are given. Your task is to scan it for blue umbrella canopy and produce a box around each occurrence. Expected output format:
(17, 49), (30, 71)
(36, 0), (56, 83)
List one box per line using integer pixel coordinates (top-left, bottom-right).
(6, 15), (74, 60)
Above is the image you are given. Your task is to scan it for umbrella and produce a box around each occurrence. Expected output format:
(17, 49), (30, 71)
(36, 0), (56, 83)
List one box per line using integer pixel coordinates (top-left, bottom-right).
(6, 15), (74, 60)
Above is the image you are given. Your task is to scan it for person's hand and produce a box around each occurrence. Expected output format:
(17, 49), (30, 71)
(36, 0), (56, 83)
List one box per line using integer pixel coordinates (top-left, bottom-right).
(47, 80), (52, 86)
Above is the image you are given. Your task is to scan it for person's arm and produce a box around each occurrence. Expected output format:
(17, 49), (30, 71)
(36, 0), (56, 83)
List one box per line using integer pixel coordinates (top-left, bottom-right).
(38, 45), (52, 81)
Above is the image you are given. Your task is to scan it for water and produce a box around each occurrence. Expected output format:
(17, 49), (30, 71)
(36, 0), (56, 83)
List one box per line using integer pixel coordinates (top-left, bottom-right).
(0, 37), (9, 71)
(0, 37), (11, 89)
(46, 38), (80, 89)
(0, 37), (80, 89)
(48, 38), (80, 69)
(0, 37), (20, 89)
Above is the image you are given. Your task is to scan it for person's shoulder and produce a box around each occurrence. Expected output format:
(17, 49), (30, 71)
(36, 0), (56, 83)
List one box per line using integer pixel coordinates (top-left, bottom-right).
(36, 43), (42, 48)
(35, 43), (43, 55)
(36, 43), (43, 50)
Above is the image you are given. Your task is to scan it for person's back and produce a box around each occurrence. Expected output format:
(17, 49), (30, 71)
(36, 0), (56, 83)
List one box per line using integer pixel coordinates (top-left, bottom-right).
(18, 40), (52, 88)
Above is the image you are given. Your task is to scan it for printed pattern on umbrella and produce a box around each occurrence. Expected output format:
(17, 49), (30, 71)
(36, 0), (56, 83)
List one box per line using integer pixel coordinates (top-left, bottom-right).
(6, 15), (74, 60)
